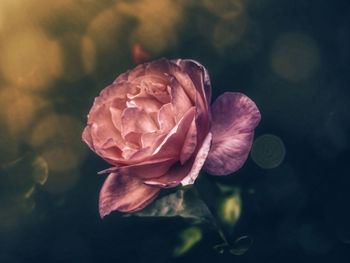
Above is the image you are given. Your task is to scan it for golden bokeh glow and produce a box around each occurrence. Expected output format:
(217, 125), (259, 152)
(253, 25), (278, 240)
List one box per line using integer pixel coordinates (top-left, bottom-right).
(0, 29), (62, 90)
(0, 88), (49, 137)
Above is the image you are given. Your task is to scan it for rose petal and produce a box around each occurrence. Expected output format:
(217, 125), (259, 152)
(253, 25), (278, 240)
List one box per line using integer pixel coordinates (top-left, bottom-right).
(145, 57), (171, 75)
(110, 106), (123, 131)
(144, 132), (212, 187)
(99, 173), (159, 217)
(151, 107), (195, 159)
(181, 132), (212, 185)
(172, 59), (212, 108)
(98, 157), (176, 179)
(170, 77), (193, 122)
(179, 118), (197, 164)
(82, 124), (94, 151)
(128, 97), (162, 113)
(204, 92), (261, 175)
(158, 103), (175, 132)
(144, 81), (171, 104)
(170, 70), (196, 103)
(141, 131), (166, 149)
(143, 160), (193, 188)
(121, 107), (158, 137)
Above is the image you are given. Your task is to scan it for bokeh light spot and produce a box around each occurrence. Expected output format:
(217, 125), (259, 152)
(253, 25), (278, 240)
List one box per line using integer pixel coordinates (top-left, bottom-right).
(0, 29), (62, 90)
(0, 88), (48, 137)
(270, 32), (320, 82)
(251, 134), (286, 169)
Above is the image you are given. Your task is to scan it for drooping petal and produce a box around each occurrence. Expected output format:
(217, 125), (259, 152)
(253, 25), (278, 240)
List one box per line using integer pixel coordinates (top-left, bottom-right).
(204, 92), (261, 175)
(99, 157), (176, 179)
(99, 173), (159, 217)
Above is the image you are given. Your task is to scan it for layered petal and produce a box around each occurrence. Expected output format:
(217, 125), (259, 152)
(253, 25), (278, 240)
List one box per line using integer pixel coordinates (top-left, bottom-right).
(144, 132), (212, 187)
(204, 92), (261, 175)
(121, 107), (158, 137)
(158, 103), (175, 132)
(181, 132), (212, 185)
(170, 77), (193, 122)
(151, 107), (195, 159)
(179, 118), (197, 164)
(172, 59), (212, 108)
(99, 173), (160, 217)
(98, 157), (176, 179)
(143, 160), (193, 188)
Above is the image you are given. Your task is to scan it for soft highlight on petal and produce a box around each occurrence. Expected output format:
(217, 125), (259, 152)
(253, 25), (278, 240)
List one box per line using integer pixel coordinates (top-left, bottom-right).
(204, 92), (261, 175)
(181, 132), (212, 186)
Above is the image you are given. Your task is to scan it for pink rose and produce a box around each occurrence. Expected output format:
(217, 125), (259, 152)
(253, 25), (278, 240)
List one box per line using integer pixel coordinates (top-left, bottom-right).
(82, 58), (260, 217)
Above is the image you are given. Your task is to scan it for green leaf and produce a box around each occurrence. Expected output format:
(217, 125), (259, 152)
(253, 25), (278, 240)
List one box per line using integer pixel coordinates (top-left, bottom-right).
(133, 188), (214, 223)
(173, 226), (202, 257)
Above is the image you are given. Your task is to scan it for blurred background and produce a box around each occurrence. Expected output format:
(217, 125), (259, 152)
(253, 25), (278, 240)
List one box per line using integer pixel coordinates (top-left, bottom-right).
(0, 0), (349, 262)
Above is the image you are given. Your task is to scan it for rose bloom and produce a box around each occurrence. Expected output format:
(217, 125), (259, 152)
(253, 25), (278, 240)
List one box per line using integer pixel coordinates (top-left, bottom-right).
(82, 58), (260, 217)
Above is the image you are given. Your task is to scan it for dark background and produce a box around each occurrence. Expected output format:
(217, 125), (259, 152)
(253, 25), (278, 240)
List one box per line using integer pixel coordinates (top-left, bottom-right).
(0, 0), (349, 262)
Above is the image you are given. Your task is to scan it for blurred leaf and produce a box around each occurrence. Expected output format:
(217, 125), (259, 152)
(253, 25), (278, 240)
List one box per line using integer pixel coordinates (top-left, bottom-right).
(24, 185), (36, 199)
(173, 226), (202, 257)
(2, 151), (48, 187)
(134, 188), (214, 223)
(229, 235), (253, 256)
(217, 187), (241, 231)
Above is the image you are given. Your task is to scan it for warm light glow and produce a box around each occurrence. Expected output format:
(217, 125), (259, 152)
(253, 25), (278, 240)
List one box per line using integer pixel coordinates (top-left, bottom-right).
(0, 29), (62, 90)
(0, 88), (49, 137)
(29, 114), (87, 172)
(81, 35), (96, 74)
